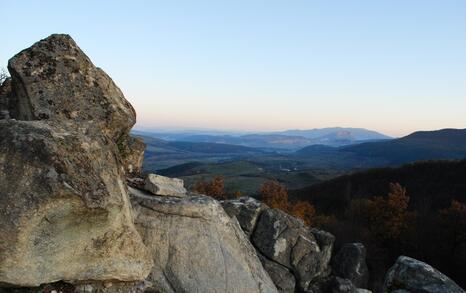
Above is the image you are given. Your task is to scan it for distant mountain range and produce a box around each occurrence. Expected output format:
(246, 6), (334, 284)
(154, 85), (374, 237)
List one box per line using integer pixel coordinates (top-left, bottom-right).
(297, 128), (466, 165)
(133, 127), (391, 150)
(139, 128), (466, 195)
(139, 128), (466, 172)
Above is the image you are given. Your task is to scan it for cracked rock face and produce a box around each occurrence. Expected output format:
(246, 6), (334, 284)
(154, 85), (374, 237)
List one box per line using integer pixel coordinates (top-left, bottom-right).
(129, 188), (278, 293)
(221, 196), (267, 236)
(222, 197), (335, 292)
(0, 35), (152, 287)
(252, 208), (334, 291)
(382, 256), (465, 293)
(258, 254), (296, 293)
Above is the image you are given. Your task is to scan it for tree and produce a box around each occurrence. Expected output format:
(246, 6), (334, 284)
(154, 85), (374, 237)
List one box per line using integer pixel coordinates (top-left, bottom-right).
(0, 68), (8, 85)
(260, 180), (288, 211)
(289, 201), (316, 226)
(367, 183), (411, 240)
(194, 176), (226, 200)
(440, 200), (466, 259)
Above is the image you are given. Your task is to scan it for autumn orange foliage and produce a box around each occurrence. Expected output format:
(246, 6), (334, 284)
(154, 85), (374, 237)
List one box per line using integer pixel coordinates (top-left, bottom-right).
(194, 176), (226, 200)
(289, 201), (316, 226)
(352, 183), (411, 240)
(260, 180), (318, 226)
(260, 180), (288, 210)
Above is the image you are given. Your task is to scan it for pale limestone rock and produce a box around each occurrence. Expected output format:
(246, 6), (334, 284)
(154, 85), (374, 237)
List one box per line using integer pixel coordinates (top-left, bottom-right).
(129, 188), (278, 293)
(0, 121), (152, 286)
(144, 173), (187, 197)
(0, 34), (152, 287)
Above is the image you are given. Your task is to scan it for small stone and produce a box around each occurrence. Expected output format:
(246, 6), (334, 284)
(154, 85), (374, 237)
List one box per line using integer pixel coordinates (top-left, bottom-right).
(144, 173), (187, 197)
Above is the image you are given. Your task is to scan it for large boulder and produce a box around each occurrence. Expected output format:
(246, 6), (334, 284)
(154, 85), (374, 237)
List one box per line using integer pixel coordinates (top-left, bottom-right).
(0, 34), (152, 287)
(130, 188), (278, 293)
(0, 120), (152, 286)
(382, 256), (465, 293)
(7, 34), (136, 142)
(251, 208), (335, 291)
(332, 243), (369, 288)
(221, 196), (268, 236)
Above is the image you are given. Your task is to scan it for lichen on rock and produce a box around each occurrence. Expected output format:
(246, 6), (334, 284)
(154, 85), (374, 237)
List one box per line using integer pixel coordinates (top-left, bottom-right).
(0, 34), (152, 287)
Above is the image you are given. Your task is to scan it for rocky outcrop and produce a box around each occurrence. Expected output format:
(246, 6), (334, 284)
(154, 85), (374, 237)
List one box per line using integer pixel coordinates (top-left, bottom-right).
(0, 34), (152, 287)
(120, 135), (146, 176)
(252, 208), (334, 291)
(332, 243), (369, 288)
(129, 188), (278, 293)
(222, 196), (267, 236)
(6, 34), (135, 142)
(143, 173), (187, 197)
(258, 254), (296, 293)
(222, 197), (335, 292)
(0, 77), (13, 119)
(382, 256), (465, 293)
(2, 34), (463, 293)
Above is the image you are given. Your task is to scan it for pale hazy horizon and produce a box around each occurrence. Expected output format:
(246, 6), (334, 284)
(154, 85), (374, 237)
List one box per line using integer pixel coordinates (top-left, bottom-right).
(1, 1), (465, 137)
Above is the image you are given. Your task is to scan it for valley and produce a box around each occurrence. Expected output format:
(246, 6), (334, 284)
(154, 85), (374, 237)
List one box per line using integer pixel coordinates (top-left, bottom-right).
(139, 128), (466, 196)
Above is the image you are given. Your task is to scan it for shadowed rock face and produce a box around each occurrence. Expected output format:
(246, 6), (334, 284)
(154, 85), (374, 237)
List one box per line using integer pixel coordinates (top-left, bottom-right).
(222, 197), (335, 292)
(252, 208), (334, 291)
(382, 256), (465, 293)
(332, 243), (369, 288)
(0, 34), (151, 286)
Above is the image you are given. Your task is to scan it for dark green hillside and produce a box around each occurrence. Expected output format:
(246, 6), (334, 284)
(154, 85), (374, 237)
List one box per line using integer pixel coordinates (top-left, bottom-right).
(141, 135), (263, 154)
(290, 159), (466, 215)
(140, 135), (266, 170)
(157, 160), (322, 195)
(290, 159), (466, 290)
(342, 129), (466, 165)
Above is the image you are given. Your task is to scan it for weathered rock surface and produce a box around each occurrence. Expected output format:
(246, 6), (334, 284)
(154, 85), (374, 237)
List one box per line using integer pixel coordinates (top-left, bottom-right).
(382, 256), (465, 293)
(130, 188), (278, 293)
(144, 173), (187, 197)
(252, 208), (334, 291)
(0, 77), (13, 119)
(221, 196), (267, 236)
(0, 34), (152, 287)
(120, 135), (146, 176)
(332, 243), (369, 288)
(258, 254), (296, 293)
(331, 277), (357, 293)
(7, 34), (136, 142)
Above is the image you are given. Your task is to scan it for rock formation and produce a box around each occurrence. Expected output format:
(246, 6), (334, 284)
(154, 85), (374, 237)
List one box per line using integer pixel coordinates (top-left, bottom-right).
(332, 243), (369, 288)
(0, 34), (151, 287)
(382, 256), (465, 293)
(130, 188), (277, 293)
(143, 173), (187, 197)
(0, 34), (463, 293)
(222, 197), (335, 292)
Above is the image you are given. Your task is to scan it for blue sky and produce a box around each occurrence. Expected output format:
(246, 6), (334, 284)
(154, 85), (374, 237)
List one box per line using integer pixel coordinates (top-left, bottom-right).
(1, 0), (465, 136)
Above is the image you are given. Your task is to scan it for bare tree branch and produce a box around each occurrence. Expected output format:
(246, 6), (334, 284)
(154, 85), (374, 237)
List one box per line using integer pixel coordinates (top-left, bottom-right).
(0, 68), (9, 84)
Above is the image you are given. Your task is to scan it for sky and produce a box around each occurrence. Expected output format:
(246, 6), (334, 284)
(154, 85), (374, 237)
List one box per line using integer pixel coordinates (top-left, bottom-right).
(1, 1), (465, 137)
